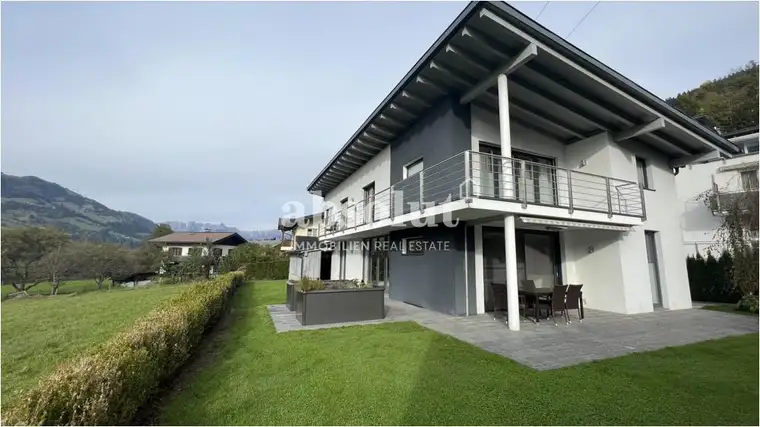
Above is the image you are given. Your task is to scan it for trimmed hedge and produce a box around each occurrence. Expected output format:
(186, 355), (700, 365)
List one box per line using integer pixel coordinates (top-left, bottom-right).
(4, 272), (244, 425)
(686, 251), (742, 304)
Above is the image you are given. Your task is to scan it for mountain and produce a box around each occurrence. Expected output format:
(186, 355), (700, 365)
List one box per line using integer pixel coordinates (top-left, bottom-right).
(667, 61), (759, 135)
(163, 221), (239, 233)
(163, 220), (280, 242)
(1, 173), (155, 245)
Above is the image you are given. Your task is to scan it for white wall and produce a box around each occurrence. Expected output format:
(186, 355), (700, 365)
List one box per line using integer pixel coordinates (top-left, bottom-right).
(322, 146), (390, 281)
(323, 146), (391, 208)
(675, 154), (759, 256)
(470, 107), (692, 313)
(470, 105), (568, 166)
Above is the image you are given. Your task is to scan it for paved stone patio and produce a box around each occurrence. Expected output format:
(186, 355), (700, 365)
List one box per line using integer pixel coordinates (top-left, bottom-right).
(267, 298), (758, 370)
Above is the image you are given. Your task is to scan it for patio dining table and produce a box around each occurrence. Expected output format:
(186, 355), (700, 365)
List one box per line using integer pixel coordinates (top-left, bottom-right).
(518, 287), (585, 323)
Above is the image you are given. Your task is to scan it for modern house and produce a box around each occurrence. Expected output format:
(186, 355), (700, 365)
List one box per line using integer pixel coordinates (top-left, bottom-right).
(305, 1), (743, 330)
(676, 126), (759, 255)
(149, 232), (248, 258)
(278, 214), (331, 280)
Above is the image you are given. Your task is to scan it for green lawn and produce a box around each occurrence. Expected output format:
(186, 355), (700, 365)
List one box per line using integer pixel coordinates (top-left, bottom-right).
(2, 279), (102, 299)
(158, 281), (759, 425)
(1, 284), (186, 403)
(703, 303), (759, 316)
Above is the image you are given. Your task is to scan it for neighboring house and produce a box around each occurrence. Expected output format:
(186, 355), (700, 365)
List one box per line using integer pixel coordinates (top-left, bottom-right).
(676, 126), (759, 255)
(304, 1), (743, 330)
(149, 232), (248, 258)
(278, 213), (331, 280)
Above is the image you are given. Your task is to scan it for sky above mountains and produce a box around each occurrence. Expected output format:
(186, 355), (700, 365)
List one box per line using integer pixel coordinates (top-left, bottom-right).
(2, 1), (758, 230)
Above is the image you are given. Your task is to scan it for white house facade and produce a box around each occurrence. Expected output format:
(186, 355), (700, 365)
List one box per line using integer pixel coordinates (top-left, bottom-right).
(304, 1), (743, 330)
(149, 232), (248, 258)
(675, 127), (759, 256)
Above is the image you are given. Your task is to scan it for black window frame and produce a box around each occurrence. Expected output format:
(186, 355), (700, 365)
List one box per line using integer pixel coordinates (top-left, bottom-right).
(636, 157), (652, 190)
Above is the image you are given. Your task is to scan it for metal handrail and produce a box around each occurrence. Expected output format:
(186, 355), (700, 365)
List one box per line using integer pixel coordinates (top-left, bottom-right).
(320, 150), (644, 236)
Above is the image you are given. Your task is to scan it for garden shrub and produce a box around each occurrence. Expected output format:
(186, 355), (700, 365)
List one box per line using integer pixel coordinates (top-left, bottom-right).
(686, 251), (742, 303)
(297, 277), (325, 292)
(3, 272), (244, 426)
(737, 295), (759, 313)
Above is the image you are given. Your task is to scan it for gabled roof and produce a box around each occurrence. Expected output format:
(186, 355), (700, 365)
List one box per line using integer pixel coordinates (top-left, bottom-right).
(307, 1), (740, 195)
(149, 232), (248, 246)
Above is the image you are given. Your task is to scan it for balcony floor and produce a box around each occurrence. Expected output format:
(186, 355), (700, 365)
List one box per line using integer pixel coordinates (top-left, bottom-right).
(322, 198), (643, 240)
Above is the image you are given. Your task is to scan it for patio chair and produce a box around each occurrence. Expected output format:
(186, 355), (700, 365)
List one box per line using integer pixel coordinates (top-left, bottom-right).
(490, 282), (508, 320)
(538, 285), (569, 326)
(565, 284), (583, 323)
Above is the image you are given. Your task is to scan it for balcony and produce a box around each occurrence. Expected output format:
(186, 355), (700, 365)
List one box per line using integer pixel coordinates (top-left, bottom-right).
(709, 188), (759, 215)
(321, 150), (645, 238)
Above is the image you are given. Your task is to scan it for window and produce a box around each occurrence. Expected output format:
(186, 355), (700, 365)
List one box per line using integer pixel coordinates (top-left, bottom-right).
(404, 158), (424, 178)
(363, 182), (375, 223)
(747, 144), (759, 154)
(307, 228), (316, 236)
(188, 247), (202, 256)
(741, 170), (759, 190)
(636, 157), (651, 190)
(212, 248), (223, 258)
(168, 247), (182, 256)
(401, 237), (425, 256)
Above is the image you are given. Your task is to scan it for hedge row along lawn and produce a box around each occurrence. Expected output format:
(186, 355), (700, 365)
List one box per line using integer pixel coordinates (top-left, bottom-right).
(1, 284), (186, 404)
(4, 273), (244, 425)
(158, 281), (759, 426)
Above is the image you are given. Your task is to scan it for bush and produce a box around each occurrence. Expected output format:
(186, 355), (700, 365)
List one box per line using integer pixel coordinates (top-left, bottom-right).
(3, 272), (245, 425)
(686, 251), (742, 303)
(737, 295), (759, 313)
(297, 277), (325, 292)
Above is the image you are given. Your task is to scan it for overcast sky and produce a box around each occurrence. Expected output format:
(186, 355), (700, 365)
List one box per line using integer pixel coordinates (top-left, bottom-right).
(2, 1), (758, 230)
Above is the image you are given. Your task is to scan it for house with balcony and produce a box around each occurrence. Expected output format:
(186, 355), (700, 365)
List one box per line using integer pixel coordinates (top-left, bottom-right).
(278, 213), (331, 280)
(676, 126), (759, 255)
(306, 1), (742, 330)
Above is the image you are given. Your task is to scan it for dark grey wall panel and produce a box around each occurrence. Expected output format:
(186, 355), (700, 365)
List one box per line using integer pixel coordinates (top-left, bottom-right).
(390, 96), (471, 213)
(388, 222), (474, 315)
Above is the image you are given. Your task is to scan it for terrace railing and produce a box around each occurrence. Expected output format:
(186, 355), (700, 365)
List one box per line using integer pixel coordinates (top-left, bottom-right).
(320, 150), (645, 236)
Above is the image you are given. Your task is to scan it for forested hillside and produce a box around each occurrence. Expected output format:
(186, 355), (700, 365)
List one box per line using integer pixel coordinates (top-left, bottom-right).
(666, 61), (758, 134)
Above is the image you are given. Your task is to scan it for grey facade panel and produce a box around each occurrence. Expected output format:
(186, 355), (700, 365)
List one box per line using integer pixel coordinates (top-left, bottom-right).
(390, 96), (471, 184)
(388, 222), (474, 315)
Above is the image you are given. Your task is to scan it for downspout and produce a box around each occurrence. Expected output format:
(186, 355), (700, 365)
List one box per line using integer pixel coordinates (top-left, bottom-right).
(464, 225), (470, 316)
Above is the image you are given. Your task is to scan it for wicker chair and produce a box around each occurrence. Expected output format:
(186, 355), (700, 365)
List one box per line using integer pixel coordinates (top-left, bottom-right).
(538, 285), (569, 326)
(565, 284), (584, 323)
(490, 282), (508, 320)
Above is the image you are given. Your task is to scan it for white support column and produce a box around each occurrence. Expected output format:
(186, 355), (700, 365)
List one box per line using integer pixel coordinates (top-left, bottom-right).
(498, 73), (520, 331)
(474, 225), (485, 314)
(504, 215), (519, 330)
(497, 74), (514, 199)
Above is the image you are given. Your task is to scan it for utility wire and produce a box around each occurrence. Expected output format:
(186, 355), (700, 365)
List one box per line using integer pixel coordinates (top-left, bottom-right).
(566, 1), (600, 38)
(535, 1), (549, 20)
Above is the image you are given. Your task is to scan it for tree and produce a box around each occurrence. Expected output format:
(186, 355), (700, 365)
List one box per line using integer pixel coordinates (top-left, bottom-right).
(150, 224), (174, 239)
(700, 188), (759, 300)
(69, 243), (133, 290)
(1, 227), (69, 293)
(39, 242), (76, 295)
(667, 61), (759, 134)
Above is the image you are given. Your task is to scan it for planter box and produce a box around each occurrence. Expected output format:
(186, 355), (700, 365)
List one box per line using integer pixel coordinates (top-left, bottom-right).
(286, 280), (297, 311)
(296, 287), (385, 326)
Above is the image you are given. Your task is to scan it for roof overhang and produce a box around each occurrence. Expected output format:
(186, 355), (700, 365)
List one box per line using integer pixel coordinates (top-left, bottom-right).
(307, 1), (741, 195)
